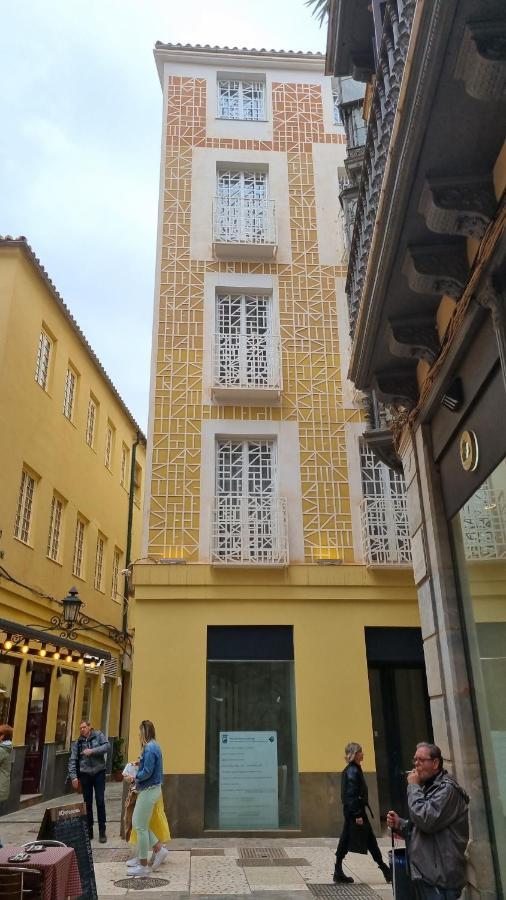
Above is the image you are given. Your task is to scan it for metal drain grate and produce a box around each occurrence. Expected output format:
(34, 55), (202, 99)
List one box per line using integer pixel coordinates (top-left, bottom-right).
(239, 847), (287, 859)
(237, 857), (309, 867)
(114, 876), (169, 890)
(191, 848), (226, 856)
(308, 884), (381, 899)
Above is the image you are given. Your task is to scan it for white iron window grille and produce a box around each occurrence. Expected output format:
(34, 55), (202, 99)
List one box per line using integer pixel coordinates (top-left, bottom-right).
(104, 423), (114, 469)
(94, 535), (105, 591)
(461, 483), (506, 560)
(212, 439), (288, 565)
(360, 444), (411, 566)
(14, 470), (36, 544)
(111, 547), (121, 599)
(63, 367), (77, 420)
(214, 170), (275, 245)
(35, 330), (52, 389)
(86, 398), (97, 447)
(47, 495), (64, 561)
(332, 91), (341, 125)
(218, 79), (265, 120)
(73, 518), (86, 578)
(214, 293), (280, 389)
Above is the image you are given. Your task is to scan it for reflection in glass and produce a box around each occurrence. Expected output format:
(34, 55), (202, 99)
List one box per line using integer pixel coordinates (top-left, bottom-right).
(0, 662), (17, 724)
(55, 673), (76, 752)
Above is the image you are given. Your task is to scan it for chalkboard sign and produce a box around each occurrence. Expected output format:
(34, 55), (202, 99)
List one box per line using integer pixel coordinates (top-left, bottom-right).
(38, 801), (98, 900)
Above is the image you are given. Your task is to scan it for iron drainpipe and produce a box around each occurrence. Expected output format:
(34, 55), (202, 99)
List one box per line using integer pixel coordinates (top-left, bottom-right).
(122, 430), (141, 635)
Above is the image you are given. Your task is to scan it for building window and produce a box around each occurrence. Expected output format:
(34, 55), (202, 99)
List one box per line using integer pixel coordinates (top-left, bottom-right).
(332, 90), (341, 124)
(359, 444), (410, 566)
(86, 396), (98, 448)
(81, 674), (93, 723)
(218, 78), (265, 120)
(104, 422), (115, 470)
(111, 547), (121, 600)
(14, 469), (36, 544)
(63, 366), (77, 420)
(0, 661), (19, 725)
(215, 169), (274, 245)
(133, 462), (142, 506)
(55, 672), (76, 752)
(215, 293), (273, 388)
(47, 494), (64, 562)
(72, 517), (86, 579)
(205, 626), (299, 830)
(35, 329), (52, 390)
(120, 444), (129, 488)
(94, 534), (105, 591)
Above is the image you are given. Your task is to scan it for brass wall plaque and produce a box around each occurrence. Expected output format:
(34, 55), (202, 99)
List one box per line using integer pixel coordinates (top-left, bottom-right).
(460, 430), (479, 472)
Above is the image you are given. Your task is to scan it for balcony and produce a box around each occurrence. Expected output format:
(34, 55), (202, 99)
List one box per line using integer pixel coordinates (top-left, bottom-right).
(211, 494), (288, 566)
(213, 197), (277, 260)
(211, 333), (282, 403)
(360, 496), (411, 567)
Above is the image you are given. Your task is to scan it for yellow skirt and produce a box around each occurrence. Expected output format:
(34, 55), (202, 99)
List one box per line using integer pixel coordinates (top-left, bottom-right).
(129, 794), (171, 845)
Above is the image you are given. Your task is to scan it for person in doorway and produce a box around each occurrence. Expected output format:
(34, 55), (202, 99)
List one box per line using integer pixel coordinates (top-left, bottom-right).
(68, 719), (110, 843)
(387, 742), (469, 899)
(124, 720), (169, 878)
(334, 741), (391, 884)
(0, 725), (13, 846)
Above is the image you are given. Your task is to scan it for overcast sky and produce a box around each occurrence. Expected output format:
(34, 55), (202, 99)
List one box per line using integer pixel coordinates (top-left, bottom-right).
(1, 1), (325, 429)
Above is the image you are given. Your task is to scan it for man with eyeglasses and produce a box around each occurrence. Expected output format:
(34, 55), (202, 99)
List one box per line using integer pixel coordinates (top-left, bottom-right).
(386, 743), (469, 899)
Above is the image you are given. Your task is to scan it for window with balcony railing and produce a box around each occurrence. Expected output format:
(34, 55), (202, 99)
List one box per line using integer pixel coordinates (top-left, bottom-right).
(360, 444), (411, 566)
(211, 439), (288, 565)
(217, 79), (265, 121)
(214, 169), (276, 250)
(213, 293), (281, 394)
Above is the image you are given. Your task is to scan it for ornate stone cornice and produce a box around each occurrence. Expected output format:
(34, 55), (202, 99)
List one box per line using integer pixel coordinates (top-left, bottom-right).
(361, 427), (403, 472)
(387, 317), (440, 364)
(454, 19), (506, 102)
(403, 243), (470, 300)
(419, 175), (497, 240)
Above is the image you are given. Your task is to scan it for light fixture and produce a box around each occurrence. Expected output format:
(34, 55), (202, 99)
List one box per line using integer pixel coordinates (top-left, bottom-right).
(39, 644), (47, 658)
(77, 656), (84, 666)
(88, 660), (96, 669)
(65, 653), (72, 663)
(21, 641), (29, 655)
(52, 649), (60, 660)
(62, 586), (83, 625)
(3, 636), (13, 651)
(441, 377), (463, 412)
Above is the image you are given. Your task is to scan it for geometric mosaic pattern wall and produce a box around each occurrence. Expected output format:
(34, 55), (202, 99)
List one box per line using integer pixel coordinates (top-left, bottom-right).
(149, 73), (363, 562)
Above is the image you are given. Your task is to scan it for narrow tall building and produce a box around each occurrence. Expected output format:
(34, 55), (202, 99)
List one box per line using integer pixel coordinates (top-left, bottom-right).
(132, 43), (423, 836)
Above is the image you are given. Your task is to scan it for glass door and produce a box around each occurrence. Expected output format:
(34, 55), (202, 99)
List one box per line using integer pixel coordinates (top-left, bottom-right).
(22, 665), (51, 794)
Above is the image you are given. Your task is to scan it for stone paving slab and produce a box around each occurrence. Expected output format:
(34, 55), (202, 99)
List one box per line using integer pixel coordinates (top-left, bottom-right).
(245, 867), (309, 892)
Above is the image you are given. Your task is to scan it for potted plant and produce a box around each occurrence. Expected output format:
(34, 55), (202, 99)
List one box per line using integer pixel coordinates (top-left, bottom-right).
(111, 737), (125, 782)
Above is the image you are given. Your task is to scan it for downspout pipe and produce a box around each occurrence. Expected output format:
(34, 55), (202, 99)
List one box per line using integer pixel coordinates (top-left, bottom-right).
(123, 430), (141, 636)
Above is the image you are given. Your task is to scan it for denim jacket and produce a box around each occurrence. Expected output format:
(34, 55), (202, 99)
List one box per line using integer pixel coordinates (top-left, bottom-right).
(135, 740), (163, 791)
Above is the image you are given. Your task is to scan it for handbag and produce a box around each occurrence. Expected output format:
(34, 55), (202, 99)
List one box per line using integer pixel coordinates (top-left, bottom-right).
(348, 819), (369, 854)
(124, 786), (137, 841)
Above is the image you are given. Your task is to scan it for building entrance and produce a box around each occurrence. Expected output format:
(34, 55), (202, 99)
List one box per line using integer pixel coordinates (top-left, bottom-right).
(22, 665), (51, 794)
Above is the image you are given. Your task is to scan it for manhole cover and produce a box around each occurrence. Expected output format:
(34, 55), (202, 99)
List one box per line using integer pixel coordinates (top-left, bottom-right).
(237, 857), (309, 867)
(191, 848), (226, 856)
(308, 884), (380, 899)
(239, 847), (287, 859)
(114, 877), (169, 890)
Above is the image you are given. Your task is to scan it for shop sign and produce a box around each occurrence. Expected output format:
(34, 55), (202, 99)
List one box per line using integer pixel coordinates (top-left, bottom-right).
(219, 731), (278, 829)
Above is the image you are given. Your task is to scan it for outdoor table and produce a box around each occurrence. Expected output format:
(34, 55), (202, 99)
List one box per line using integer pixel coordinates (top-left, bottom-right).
(0, 844), (82, 900)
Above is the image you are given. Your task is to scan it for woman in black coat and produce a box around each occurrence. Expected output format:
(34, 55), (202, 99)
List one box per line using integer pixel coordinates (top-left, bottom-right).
(334, 742), (391, 884)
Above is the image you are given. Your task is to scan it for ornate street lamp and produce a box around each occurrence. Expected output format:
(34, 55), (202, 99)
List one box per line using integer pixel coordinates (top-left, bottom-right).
(62, 586), (83, 626)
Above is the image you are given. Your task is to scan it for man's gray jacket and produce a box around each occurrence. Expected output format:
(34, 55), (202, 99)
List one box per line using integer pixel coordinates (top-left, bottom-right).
(68, 730), (110, 780)
(399, 769), (469, 890)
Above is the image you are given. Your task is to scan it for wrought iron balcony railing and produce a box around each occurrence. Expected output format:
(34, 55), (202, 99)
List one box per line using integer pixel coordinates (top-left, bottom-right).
(360, 496), (412, 567)
(211, 333), (282, 396)
(346, 0), (416, 335)
(213, 197), (277, 256)
(211, 494), (288, 566)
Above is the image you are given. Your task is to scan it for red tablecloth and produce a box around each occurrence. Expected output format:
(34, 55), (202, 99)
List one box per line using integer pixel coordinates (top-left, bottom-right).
(0, 845), (82, 900)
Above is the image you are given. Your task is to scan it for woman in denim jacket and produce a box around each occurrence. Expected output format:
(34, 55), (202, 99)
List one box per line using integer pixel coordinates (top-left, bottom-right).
(125, 720), (168, 877)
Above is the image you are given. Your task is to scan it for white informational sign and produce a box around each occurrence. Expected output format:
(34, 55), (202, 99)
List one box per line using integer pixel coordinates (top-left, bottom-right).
(219, 731), (278, 829)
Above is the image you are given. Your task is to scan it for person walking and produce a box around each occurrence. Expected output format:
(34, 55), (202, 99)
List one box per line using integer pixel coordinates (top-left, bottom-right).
(387, 742), (469, 899)
(334, 741), (391, 884)
(68, 719), (110, 843)
(0, 725), (13, 846)
(124, 720), (169, 878)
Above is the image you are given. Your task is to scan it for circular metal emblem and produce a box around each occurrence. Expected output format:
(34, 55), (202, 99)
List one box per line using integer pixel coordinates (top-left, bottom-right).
(460, 430), (479, 472)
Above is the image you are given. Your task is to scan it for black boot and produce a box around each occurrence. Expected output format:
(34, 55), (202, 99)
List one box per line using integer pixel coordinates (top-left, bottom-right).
(99, 830), (107, 844)
(88, 827), (94, 841)
(379, 862), (391, 883)
(333, 864), (354, 884)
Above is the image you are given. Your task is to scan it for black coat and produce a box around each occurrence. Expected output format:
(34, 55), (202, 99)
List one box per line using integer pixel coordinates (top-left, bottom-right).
(341, 762), (370, 818)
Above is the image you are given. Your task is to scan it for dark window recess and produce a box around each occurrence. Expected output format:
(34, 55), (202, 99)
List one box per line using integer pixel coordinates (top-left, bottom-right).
(365, 626), (424, 665)
(207, 626), (294, 661)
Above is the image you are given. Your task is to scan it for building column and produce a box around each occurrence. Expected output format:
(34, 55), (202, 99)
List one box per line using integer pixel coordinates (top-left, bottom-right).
(398, 423), (496, 899)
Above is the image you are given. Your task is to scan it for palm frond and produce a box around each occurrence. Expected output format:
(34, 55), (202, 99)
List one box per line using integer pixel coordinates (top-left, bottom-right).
(305, 0), (330, 27)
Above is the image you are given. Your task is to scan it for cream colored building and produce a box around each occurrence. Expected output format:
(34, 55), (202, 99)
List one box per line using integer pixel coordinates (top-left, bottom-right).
(131, 44), (425, 837)
(0, 236), (145, 809)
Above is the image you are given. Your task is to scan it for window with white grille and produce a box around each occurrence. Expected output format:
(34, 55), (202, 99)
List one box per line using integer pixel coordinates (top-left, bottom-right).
(120, 444), (129, 487)
(215, 293), (273, 388)
(35, 330), (52, 389)
(14, 470), (36, 544)
(359, 444), (410, 565)
(47, 494), (64, 561)
(215, 169), (274, 245)
(94, 534), (105, 591)
(218, 79), (265, 120)
(104, 422), (115, 469)
(332, 90), (341, 124)
(63, 366), (77, 420)
(111, 547), (121, 600)
(86, 397), (97, 447)
(73, 517), (86, 578)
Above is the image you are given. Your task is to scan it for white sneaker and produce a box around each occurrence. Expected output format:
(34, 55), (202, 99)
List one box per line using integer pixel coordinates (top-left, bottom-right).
(127, 857), (140, 867)
(151, 846), (170, 871)
(128, 864), (152, 877)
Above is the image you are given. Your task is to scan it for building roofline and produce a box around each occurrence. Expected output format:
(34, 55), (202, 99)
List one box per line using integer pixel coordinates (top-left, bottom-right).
(0, 236), (146, 443)
(153, 42), (326, 83)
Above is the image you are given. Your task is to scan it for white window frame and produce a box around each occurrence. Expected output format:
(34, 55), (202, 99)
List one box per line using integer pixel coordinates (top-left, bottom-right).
(14, 470), (36, 545)
(86, 397), (98, 448)
(215, 292), (275, 389)
(47, 493), (64, 562)
(120, 444), (129, 488)
(73, 516), (86, 579)
(63, 366), (77, 421)
(104, 422), (114, 470)
(111, 547), (121, 601)
(35, 329), (52, 390)
(94, 534), (105, 592)
(217, 77), (266, 121)
(332, 90), (341, 125)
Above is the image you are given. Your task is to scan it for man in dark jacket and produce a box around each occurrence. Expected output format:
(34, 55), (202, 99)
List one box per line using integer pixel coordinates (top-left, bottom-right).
(68, 720), (110, 842)
(387, 742), (469, 899)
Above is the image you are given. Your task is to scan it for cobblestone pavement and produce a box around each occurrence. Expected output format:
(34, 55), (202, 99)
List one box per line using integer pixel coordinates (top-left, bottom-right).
(0, 784), (395, 899)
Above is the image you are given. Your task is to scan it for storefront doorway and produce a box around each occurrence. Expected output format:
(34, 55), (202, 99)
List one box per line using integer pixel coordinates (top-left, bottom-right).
(22, 665), (51, 795)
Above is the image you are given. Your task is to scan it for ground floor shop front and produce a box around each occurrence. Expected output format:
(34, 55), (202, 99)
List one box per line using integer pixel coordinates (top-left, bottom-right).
(130, 564), (427, 838)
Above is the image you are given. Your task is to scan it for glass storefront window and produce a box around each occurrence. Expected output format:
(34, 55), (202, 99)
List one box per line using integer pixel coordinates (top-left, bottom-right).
(55, 672), (76, 752)
(204, 626), (299, 830)
(81, 675), (93, 724)
(452, 456), (506, 887)
(0, 661), (18, 724)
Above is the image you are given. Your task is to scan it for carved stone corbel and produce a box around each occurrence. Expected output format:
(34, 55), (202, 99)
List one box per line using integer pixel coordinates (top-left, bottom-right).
(362, 428), (403, 472)
(419, 175), (497, 240)
(454, 20), (506, 102)
(477, 274), (506, 388)
(387, 317), (440, 364)
(372, 368), (419, 411)
(403, 244), (470, 300)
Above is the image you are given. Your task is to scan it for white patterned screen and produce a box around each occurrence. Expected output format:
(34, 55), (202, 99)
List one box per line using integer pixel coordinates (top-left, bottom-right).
(218, 79), (265, 120)
(359, 443), (411, 566)
(216, 294), (270, 387)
